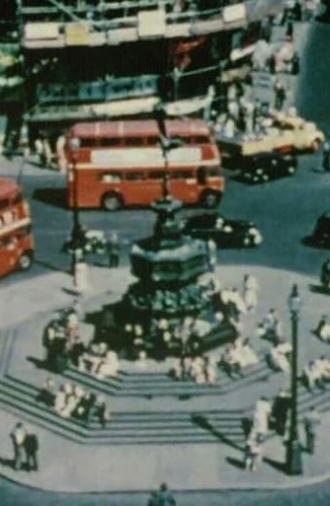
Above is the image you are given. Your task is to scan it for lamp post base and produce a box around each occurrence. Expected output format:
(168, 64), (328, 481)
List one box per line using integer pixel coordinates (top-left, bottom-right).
(286, 439), (303, 476)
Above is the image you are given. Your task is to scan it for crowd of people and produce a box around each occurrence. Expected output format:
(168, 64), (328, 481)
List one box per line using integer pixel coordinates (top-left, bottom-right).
(42, 305), (121, 380)
(215, 1), (316, 142)
(244, 391), (322, 471)
(171, 354), (217, 384)
(220, 337), (259, 378)
(37, 376), (111, 426)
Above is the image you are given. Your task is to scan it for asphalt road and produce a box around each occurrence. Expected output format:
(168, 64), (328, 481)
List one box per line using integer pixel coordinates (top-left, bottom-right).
(2, 28), (330, 290)
(1, 18), (330, 506)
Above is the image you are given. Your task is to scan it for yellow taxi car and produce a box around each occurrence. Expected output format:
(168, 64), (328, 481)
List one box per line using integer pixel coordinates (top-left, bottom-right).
(217, 112), (324, 158)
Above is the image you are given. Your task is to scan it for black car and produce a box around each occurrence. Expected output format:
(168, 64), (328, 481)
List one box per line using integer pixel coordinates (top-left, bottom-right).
(183, 213), (263, 248)
(239, 152), (298, 184)
(309, 212), (330, 248)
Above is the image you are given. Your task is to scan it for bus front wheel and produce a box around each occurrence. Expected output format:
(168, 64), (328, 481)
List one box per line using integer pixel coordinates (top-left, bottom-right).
(102, 193), (122, 211)
(201, 191), (221, 209)
(19, 252), (33, 271)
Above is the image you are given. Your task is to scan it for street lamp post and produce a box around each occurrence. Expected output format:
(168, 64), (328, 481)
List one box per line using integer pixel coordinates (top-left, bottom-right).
(69, 137), (85, 278)
(286, 284), (303, 475)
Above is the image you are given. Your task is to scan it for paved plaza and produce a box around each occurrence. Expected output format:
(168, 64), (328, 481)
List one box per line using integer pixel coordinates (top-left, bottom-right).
(0, 264), (330, 492)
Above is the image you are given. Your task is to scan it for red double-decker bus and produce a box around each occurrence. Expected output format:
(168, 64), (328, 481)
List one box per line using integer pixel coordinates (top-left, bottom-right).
(66, 119), (225, 211)
(0, 178), (34, 277)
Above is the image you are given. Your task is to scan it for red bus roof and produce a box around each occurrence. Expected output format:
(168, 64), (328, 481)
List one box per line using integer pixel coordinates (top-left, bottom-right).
(69, 119), (211, 139)
(0, 178), (19, 199)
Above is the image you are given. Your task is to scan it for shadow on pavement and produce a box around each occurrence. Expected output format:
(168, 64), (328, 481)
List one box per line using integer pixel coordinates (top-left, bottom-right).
(34, 258), (69, 275)
(263, 456), (287, 475)
(0, 457), (15, 470)
(33, 188), (67, 210)
(27, 356), (47, 370)
(226, 456), (245, 470)
(309, 284), (330, 296)
(191, 414), (244, 452)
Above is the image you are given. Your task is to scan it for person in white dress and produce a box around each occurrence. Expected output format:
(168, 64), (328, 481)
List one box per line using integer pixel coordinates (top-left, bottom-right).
(253, 397), (272, 438)
(54, 385), (67, 415)
(243, 274), (260, 312)
(96, 350), (119, 379)
(269, 340), (292, 372)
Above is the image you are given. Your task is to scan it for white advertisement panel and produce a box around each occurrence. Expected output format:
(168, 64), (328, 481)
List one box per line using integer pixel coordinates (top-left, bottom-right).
(91, 147), (201, 167)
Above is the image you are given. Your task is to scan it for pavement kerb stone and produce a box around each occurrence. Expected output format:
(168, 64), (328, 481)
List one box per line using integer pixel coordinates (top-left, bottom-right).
(3, 468), (330, 494)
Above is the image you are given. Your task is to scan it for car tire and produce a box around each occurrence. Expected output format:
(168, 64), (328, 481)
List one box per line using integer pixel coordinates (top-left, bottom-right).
(201, 191), (221, 209)
(102, 193), (122, 211)
(18, 252), (33, 271)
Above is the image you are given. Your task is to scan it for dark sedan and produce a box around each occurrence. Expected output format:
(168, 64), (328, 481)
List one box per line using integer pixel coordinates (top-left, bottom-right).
(183, 213), (263, 248)
(239, 152), (298, 184)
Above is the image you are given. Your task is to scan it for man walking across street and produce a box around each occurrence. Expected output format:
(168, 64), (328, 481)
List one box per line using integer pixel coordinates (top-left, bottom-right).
(303, 406), (321, 454)
(10, 422), (27, 471)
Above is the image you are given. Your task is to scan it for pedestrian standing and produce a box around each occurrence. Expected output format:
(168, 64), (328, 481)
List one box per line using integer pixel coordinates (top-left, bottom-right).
(223, 116), (236, 138)
(34, 137), (44, 166)
(42, 136), (53, 168)
(243, 274), (259, 312)
(271, 389), (291, 435)
(303, 407), (321, 454)
(24, 430), (39, 471)
(322, 141), (330, 173)
(244, 100), (255, 135)
(253, 99), (262, 132)
(253, 397), (272, 439)
(108, 232), (120, 268)
(274, 79), (287, 111)
(293, 0), (302, 21)
(10, 422), (27, 471)
(154, 483), (176, 506)
(244, 433), (263, 471)
(56, 134), (67, 173)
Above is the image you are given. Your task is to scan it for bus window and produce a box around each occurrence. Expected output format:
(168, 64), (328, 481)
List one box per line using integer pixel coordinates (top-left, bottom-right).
(146, 137), (160, 146)
(197, 167), (207, 185)
(80, 138), (98, 148)
(172, 170), (193, 179)
(171, 137), (186, 147)
(2, 236), (17, 249)
(125, 172), (144, 181)
(16, 225), (32, 238)
(149, 171), (165, 180)
(124, 138), (144, 147)
(101, 173), (122, 183)
(0, 199), (9, 210)
(206, 166), (221, 177)
(192, 136), (209, 144)
(99, 138), (121, 147)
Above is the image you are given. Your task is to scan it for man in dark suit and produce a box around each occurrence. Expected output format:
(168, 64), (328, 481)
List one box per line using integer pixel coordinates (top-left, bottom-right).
(24, 431), (39, 471)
